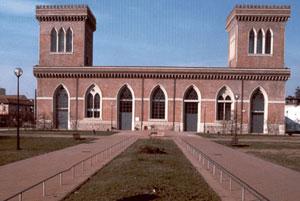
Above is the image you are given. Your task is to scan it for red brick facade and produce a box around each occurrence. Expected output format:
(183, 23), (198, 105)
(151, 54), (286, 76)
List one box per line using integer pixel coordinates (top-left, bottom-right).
(34, 5), (291, 134)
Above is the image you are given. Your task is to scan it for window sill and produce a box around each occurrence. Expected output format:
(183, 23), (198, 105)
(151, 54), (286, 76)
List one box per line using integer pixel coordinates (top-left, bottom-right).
(248, 53), (273, 57)
(50, 52), (74, 55)
(148, 118), (168, 122)
(83, 117), (102, 120)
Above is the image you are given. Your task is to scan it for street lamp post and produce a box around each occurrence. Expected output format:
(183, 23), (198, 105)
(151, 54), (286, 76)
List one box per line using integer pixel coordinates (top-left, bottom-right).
(14, 67), (23, 150)
(232, 94), (240, 145)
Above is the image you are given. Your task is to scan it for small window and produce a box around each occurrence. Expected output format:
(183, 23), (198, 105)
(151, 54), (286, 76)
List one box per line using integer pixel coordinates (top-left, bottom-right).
(58, 28), (65, 52)
(249, 29), (255, 54)
(257, 29), (263, 54)
(265, 29), (272, 54)
(50, 28), (57, 52)
(66, 28), (73, 52)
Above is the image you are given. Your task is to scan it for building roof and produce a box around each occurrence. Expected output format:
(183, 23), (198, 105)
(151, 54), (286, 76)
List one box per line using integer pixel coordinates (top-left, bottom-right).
(0, 95), (34, 106)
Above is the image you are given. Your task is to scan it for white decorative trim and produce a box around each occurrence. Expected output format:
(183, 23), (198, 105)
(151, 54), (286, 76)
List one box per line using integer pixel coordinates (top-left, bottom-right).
(269, 100), (285, 104)
(202, 99), (215, 102)
(70, 97), (84, 100)
(37, 97), (53, 100)
(103, 97), (116, 100)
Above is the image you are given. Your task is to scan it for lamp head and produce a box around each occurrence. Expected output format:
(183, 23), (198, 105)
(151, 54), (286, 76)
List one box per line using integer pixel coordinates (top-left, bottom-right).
(14, 68), (23, 77)
(234, 94), (240, 100)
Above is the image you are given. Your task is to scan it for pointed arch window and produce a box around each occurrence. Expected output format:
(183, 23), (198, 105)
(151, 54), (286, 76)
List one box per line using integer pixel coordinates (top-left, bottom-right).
(217, 88), (233, 121)
(85, 85), (101, 118)
(50, 28), (57, 52)
(265, 29), (272, 54)
(58, 28), (65, 52)
(66, 28), (73, 52)
(249, 29), (255, 54)
(257, 29), (263, 54)
(151, 87), (166, 119)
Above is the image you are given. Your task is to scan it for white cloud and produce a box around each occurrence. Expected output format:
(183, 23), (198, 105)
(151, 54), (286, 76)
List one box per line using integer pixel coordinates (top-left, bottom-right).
(0, 0), (44, 16)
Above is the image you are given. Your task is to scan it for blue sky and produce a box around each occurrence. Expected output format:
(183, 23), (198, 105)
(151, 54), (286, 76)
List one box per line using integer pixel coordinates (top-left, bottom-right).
(0, 0), (299, 98)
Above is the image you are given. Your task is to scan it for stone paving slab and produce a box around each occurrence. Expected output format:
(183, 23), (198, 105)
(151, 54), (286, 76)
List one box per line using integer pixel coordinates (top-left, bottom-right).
(0, 133), (137, 201)
(179, 134), (300, 201)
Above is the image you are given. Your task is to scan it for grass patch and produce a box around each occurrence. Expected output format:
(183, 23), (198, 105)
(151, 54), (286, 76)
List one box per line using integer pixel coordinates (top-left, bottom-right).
(216, 141), (300, 150)
(0, 136), (92, 166)
(247, 151), (300, 172)
(64, 139), (220, 201)
(0, 129), (117, 136)
(197, 133), (300, 140)
(215, 140), (300, 172)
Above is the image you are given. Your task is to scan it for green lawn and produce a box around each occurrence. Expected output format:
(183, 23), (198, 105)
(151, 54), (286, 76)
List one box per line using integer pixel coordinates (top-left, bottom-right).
(216, 140), (300, 172)
(197, 133), (300, 141)
(0, 136), (92, 166)
(0, 129), (117, 136)
(64, 139), (220, 201)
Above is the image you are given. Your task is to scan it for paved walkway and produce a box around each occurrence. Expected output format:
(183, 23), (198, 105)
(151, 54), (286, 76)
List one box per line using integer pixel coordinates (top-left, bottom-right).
(176, 134), (300, 201)
(0, 133), (138, 201)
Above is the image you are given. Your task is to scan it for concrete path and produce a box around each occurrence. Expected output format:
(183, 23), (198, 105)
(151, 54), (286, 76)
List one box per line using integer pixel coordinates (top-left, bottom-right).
(0, 133), (138, 201)
(176, 134), (300, 201)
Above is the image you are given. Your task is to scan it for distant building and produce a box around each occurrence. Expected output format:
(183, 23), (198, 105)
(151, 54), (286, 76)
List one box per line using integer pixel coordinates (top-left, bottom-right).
(0, 95), (34, 127)
(0, 88), (5, 95)
(34, 4), (291, 134)
(285, 97), (300, 133)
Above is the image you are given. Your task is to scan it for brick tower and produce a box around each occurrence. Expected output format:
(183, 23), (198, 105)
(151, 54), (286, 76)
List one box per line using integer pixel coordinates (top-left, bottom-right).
(226, 5), (291, 68)
(36, 5), (96, 67)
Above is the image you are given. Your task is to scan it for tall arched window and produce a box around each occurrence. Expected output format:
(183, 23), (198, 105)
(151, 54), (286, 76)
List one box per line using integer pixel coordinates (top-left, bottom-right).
(66, 28), (73, 52)
(151, 86), (166, 119)
(85, 85), (101, 118)
(216, 87), (233, 121)
(58, 28), (65, 52)
(257, 29), (263, 54)
(265, 29), (272, 54)
(249, 29), (255, 54)
(50, 28), (57, 52)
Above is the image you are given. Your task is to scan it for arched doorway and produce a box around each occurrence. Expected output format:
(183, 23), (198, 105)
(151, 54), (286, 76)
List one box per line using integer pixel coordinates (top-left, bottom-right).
(250, 89), (265, 133)
(184, 87), (198, 131)
(54, 86), (69, 129)
(118, 86), (133, 130)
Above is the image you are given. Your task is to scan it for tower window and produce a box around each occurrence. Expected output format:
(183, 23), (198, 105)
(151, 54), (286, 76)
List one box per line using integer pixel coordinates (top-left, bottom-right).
(66, 28), (73, 52)
(248, 29), (255, 54)
(58, 28), (65, 52)
(257, 29), (263, 54)
(265, 29), (272, 54)
(50, 28), (57, 52)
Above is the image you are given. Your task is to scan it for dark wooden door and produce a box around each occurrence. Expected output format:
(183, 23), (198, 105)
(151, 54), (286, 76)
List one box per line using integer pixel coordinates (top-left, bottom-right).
(184, 102), (198, 131)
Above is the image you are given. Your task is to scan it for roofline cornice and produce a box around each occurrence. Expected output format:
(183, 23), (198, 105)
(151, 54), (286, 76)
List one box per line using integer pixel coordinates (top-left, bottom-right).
(33, 66), (290, 81)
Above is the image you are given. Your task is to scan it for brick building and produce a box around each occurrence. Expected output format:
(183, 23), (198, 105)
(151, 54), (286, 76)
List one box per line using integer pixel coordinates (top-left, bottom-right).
(34, 4), (291, 134)
(0, 95), (34, 127)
